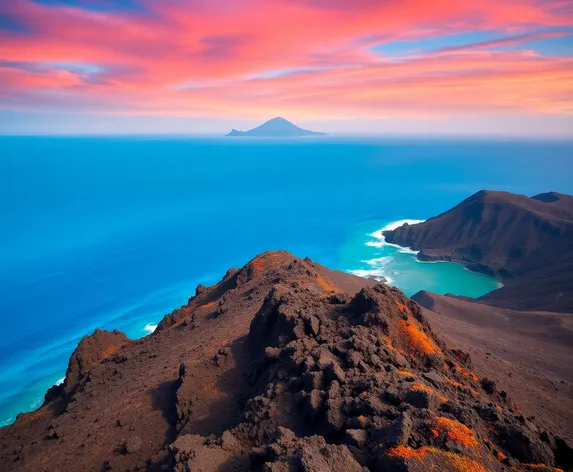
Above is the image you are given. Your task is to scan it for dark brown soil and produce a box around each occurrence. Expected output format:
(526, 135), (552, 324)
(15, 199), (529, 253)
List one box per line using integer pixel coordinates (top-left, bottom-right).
(1, 251), (571, 472)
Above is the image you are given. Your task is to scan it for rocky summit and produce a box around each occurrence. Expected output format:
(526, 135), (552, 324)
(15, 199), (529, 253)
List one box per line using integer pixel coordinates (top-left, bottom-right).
(1, 251), (571, 471)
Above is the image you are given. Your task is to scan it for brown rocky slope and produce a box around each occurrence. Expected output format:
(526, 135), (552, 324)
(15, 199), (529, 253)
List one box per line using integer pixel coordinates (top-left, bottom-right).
(383, 190), (573, 312)
(1, 251), (571, 471)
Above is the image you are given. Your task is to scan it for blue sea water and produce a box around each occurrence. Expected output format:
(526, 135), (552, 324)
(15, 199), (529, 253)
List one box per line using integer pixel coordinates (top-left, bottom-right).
(1, 135), (572, 427)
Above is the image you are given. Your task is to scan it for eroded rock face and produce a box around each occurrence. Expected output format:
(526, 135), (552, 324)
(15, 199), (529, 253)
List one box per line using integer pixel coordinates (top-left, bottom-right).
(63, 328), (129, 396)
(169, 278), (570, 471)
(170, 433), (248, 472)
(257, 430), (364, 472)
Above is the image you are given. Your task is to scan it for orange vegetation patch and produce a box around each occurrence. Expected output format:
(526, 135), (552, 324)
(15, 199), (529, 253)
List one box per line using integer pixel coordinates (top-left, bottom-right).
(199, 300), (218, 310)
(411, 383), (448, 402)
(101, 345), (121, 360)
(250, 252), (286, 275)
(316, 276), (336, 292)
(17, 407), (48, 425)
(202, 382), (224, 398)
(386, 446), (488, 472)
(397, 370), (414, 377)
(410, 382), (447, 403)
(444, 452), (489, 472)
(445, 376), (478, 396)
(495, 450), (507, 461)
(411, 382), (435, 395)
(445, 378), (462, 388)
(432, 417), (478, 449)
(250, 256), (265, 273)
(396, 302), (409, 313)
(381, 334), (405, 355)
(397, 320), (441, 356)
(454, 364), (479, 383)
(356, 415), (369, 427)
(386, 445), (426, 460)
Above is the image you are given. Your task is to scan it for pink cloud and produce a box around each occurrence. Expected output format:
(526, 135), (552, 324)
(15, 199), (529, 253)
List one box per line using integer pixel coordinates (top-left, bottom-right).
(0, 0), (572, 125)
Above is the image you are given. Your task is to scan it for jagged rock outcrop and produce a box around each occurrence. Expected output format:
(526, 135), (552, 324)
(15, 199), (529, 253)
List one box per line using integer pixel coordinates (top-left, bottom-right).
(0, 251), (571, 472)
(63, 328), (129, 396)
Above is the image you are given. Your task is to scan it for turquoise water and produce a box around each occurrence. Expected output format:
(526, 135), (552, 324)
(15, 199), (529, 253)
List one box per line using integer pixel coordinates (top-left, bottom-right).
(340, 219), (500, 297)
(1, 135), (572, 427)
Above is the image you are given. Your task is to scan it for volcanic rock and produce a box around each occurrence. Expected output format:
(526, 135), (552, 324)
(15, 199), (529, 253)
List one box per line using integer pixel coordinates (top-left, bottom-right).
(0, 251), (571, 472)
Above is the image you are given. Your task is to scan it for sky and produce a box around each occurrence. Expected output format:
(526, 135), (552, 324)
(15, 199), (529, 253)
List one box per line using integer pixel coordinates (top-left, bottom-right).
(0, 0), (572, 136)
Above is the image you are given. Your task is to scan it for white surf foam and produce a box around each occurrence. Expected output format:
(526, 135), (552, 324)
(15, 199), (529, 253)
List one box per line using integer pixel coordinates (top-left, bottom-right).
(349, 256), (395, 285)
(365, 219), (425, 253)
(350, 219), (425, 287)
(56, 377), (65, 386)
(143, 323), (157, 334)
(30, 397), (43, 409)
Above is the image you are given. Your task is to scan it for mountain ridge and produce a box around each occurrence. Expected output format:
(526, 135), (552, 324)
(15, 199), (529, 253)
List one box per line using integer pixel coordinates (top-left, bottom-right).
(2, 250), (571, 471)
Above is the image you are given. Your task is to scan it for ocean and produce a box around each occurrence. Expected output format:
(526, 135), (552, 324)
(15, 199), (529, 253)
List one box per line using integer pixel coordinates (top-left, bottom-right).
(1, 135), (572, 427)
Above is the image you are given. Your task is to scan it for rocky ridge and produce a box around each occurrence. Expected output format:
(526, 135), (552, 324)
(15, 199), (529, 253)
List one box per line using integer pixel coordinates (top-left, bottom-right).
(0, 251), (571, 471)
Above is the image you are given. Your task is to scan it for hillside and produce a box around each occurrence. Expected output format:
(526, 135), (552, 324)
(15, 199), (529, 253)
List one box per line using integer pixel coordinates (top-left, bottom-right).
(383, 190), (573, 312)
(412, 290), (573, 443)
(1, 251), (571, 472)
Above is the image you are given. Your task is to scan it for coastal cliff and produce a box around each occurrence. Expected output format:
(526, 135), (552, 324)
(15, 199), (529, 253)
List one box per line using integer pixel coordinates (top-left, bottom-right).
(1, 251), (571, 472)
(383, 190), (573, 312)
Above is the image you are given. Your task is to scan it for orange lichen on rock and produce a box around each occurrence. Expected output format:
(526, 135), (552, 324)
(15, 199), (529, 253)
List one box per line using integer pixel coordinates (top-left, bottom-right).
(396, 302), (409, 313)
(397, 319), (441, 356)
(495, 450), (507, 461)
(100, 345), (121, 361)
(445, 378), (462, 388)
(382, 334), (407, 355)
(454, 364), (479, 383)
(432, 417), (478, 449)
(468, 387), (480, 397)
(443, 452), (489, 472)
(397, 370), (414, 377)
(250, 256), (265, 273)
(248, 252), (286, 274)
(411, 382), (435, 395)
(17, 408), (48, 425)
(199, 300), (218, 310)
(386, 446), (488, 472)
(386, 445), (428, 460)
(316, 276), (336, 293)
(410, 382), (447, 403)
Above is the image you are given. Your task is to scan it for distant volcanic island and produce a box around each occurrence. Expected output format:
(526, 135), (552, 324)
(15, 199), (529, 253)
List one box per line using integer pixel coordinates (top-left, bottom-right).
(226, 117), (328, 137)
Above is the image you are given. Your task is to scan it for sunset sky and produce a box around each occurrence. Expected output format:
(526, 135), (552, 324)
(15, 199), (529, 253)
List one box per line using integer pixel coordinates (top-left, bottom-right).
(1, 0), (572, 135)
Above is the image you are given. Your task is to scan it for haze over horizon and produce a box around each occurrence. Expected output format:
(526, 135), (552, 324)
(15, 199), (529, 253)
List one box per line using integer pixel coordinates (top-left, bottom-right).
(1, 0), (572, 136)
